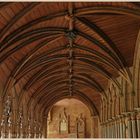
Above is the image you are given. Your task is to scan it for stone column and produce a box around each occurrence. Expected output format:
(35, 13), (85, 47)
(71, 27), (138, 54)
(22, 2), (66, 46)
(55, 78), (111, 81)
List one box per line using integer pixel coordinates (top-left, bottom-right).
(107, 123), (109, 138)
(113, 94), (117, 118)
(22, 119), (27, 138)
(22, 110), (27, 137)
(106, 123), (108, 138)
(120, 118), (123, 138)
(90, 115), (94, 138)
(115, 119), (119, 138)
(111, 122), (114, 138)
(108, 123), (110, 138)
(106, 124), (109, 138)
(115, 119), (118, 138)
(11, 96), (18, 138)
(126, 113), (132, 138)
(42, 115), (47, 138)
(110, 122), (113, 138)
(107, 120), (112, 138)
(103, 124), (106, 138)
(11, 108), (18, 138)
(137, 119), (140, 138)
(102, 125), (105, 138)
(112, 118), (116, 138)
(107, 123), (110, 138)
(117, 119), (120, 138)
(104, 124), (107, 138)
(114, 120), (117, 138)
(121, 117), (126, 138)
(101, 124), (103, 138)
(30, 117), (34, 138)
(119, 115), (125, 138)
(112, 121), (115, 138)
(0, 97), (3, 138)
(131, 112), (137, 138)
(135, 112), (140, 138)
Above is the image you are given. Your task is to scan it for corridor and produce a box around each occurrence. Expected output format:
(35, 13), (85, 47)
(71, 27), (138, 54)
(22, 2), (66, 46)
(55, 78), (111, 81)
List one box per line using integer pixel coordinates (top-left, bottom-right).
(0, 2), (140, 138)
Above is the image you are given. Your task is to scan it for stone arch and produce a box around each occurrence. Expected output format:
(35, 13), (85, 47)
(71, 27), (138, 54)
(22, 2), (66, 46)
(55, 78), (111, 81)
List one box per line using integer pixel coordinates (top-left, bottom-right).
(45, 97), (99, 138)
(133, 30), (140, 108)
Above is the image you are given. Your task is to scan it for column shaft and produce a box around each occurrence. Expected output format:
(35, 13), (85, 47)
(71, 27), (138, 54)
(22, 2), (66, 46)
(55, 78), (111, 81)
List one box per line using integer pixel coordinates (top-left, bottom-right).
(137, 119), (140, 138)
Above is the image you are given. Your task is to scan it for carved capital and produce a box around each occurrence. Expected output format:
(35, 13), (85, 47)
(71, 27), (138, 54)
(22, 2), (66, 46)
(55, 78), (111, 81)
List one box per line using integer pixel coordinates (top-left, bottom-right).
(136, 112), (140, 120)
(134, 107), (140, 112)
(121, 111), (131, 117)
(130, 111), (137, 120)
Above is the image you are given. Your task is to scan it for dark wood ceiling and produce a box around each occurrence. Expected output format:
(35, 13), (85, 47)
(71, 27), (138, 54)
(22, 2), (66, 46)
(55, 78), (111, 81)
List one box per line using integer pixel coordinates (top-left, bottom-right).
(0, 2), (140, 115)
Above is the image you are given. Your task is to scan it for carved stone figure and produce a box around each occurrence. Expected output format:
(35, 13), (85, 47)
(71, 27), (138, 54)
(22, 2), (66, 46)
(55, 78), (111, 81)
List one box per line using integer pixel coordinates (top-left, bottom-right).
(76, 113), (86, 138)
(59, 108), (69, 134)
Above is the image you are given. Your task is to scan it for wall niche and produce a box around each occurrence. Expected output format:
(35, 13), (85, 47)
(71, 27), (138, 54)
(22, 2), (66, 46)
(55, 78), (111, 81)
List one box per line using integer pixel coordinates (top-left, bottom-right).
(47, 98), (92, 138)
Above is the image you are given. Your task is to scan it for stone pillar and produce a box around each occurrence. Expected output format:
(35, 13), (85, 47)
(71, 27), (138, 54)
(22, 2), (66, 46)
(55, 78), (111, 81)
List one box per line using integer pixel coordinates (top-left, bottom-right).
(11, 96), (18, 138)
(105, 124), (108, 138)
(0, 97), (3, 138)
(117, 119), (120, 138)
(120, 118), (123, 138)
(90, 115), (94, 138)
(108, 123), (110, 138)
(112, 119), (116, 138)
(131, 112), (137, 138)
(107, 120), (112, 138)
(11, 108), (18, 138)
(104, 124), (107, 138)
(107, 123), (109, 138)
(22, 120), (27, 138)
(111, 122), (114, 138)
(126, 113), (132, 138)
(112, 121), (115, 138)
(106, 124), (108, 138)
(102, 125), (105, 138)
(101, 124), (103, 138)
(122, 117), (126, 138)
(114, 119), (118, 138)
(136, 112), (140, 138)
(23, 95), (29, 138)
(103, 124), (106, 138)
(109, 122), (112, 138)
(42, 116), (47, 138)
(30, 117), (34, 138)
(114, 120), (117, 138)
(115, 119), (118, 138)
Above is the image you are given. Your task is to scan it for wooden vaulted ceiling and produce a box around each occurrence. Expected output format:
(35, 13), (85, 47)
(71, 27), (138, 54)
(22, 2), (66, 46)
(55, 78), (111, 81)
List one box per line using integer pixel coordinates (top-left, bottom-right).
(0, 2), (140, 115)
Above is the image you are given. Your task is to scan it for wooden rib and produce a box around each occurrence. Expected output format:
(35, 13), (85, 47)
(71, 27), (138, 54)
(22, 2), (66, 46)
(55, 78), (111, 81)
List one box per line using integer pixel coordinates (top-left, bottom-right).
(37, 90), (98, 117)
(76, 17), (132, 84)
(0, 2), (13, 9)
(0, 11), (68, 47)
(0, 3), (41, 43)
(0, 27), (66, 53)
(75, 6), (140, 19)
(26, 88), (99, 116)
(18, 74), (105, 107)
(1, 35), (63, 99)
(14, 53), (118, 90)
(39, 89), (99, 116)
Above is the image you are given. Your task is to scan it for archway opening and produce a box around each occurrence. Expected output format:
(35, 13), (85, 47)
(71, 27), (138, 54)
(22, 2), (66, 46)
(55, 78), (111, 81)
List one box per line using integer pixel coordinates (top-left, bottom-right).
(46, 98), (99, 138)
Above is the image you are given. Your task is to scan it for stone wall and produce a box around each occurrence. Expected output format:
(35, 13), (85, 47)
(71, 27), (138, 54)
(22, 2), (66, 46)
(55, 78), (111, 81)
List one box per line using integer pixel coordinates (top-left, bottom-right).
(47, 99), (93, 138)
(100, 31), (140, 138)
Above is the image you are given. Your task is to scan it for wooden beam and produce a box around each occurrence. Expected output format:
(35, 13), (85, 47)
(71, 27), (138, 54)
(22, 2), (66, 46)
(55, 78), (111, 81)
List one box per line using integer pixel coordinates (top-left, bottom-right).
(0, 3), (40, 43)
(75, 6), (140, 19)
